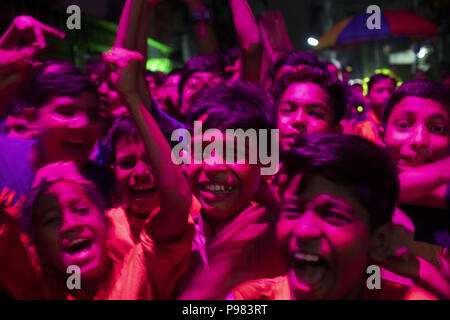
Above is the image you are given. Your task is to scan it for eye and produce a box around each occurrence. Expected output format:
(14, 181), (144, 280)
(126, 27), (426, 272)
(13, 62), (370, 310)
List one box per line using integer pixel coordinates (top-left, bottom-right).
(309, 109), (325, 119)
(13, 124), (28, 134)
(43, 215), (60, 226)
(57, 108), (75, 118)
(395, 120), (410, 130)
(281, 205), (304, 219)
(280, 103), (295, 114)
(73, 206), (89, 215)
(118, 158), (136, 170)
(429, 123), (447, 135)
(323, 211), (351, 226)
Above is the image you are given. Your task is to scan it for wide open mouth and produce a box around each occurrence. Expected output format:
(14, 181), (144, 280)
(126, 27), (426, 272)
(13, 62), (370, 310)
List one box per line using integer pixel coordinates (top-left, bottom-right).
(64, 238), (93, 257)
(130, 184), (157, 199)
(290, 252), (330, 289)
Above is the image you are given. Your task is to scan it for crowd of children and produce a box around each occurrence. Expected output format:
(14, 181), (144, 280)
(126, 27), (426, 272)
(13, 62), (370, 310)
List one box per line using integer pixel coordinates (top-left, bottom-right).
(0, 0), (449, 300)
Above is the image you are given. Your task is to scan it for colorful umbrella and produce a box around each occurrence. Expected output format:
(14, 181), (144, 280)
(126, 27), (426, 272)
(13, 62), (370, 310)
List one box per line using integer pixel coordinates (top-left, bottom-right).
(316, 10), (438, 50)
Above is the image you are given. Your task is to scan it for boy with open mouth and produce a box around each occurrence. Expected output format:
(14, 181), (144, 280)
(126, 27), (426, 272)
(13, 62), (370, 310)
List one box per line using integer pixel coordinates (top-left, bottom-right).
(229, 134), (438, 300)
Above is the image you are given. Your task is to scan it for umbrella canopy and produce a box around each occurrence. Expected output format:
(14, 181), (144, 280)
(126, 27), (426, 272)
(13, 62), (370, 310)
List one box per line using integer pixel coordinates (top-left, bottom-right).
(316, 10), (438, 50)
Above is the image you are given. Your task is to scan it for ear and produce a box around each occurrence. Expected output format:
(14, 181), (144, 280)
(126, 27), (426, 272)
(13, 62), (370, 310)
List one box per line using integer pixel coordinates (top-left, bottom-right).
(369, 222), (394, 262)
(378, 125), (386, 147)
(332, 123), (343, 134)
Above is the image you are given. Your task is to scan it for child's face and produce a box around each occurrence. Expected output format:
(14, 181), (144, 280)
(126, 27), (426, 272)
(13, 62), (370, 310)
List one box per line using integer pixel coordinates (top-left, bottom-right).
(90, 72), (121, 118)
(33, 181), (110, 283)
(384, 96), (450, 167)
(185, 132), (261, 223)
(5, 115), (38, 139)
(114, 138), (160, 215)
(181, 72), (224, 115)
(277, 82), (337, 151)
(367, 78), (395, 111)
(36, 91), (104, 167)
(277, 173), (372, 300)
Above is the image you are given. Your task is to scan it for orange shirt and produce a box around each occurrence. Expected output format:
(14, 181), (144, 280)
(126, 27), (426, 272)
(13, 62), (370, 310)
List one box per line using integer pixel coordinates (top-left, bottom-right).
(0, 206), (195, 300)
(353, 110), (382, 145)
(231, 275), (438, 300)
(106, 196), (202, 262)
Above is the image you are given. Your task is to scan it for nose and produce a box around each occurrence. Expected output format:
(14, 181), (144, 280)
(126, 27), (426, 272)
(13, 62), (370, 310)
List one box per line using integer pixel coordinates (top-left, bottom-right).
(410, 124), (429, 153)
(59, 213), (83, 239)
(292, 210), (323, 242)
(132, 160), (152, 181)
(292, 108), (307, 133)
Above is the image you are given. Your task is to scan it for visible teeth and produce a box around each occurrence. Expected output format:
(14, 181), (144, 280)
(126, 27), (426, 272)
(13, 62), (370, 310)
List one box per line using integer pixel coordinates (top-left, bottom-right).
(294, 252), (320, 262)
(69, 239), (86, 247)
(204, 184), (234, 193)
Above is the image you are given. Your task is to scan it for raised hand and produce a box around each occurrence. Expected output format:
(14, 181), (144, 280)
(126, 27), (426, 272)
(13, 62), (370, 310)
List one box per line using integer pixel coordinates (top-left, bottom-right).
(0, 15), (65, 58)
(102, 47), (145, 99)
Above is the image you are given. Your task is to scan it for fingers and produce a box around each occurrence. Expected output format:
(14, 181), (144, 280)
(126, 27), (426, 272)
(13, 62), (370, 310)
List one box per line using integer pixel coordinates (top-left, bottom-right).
(33, 26), (47, 51)
(37, 21), (66, 39)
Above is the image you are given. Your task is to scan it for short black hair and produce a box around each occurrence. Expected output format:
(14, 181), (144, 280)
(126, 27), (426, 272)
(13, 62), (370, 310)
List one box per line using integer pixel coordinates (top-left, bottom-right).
(367, 73), (396, 94)
(26, 60), (98, 109)
(272, 50), (327, 80)
(186, 81), (276, 132)
(178, 53), (229, 106)
(21, 179), (108, 238)
(272, 67), (347, 125)
(106, 115), (141, 166)
(382, 79), (450, 127)
(282, 133), (399, 231)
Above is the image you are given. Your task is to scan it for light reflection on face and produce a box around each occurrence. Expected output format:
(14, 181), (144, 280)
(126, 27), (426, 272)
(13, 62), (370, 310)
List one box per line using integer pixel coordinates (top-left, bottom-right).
(277, 82), (337, 151)
(385, 96), (450, 168)
(277, 173), (372, 300)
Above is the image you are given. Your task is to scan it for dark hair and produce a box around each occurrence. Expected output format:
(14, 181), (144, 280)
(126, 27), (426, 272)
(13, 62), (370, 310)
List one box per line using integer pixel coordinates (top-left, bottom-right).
(145, 70), (164, 86)
(382, 79), (450, 127)
(163, 68), (182, 83)
(178, 53), (229, 106)
(272, 67), (347, 125)
(282, 133), (399, 231)
(21, 180), (108, 238)
(271, 50), (327, 80)
(26, 60), (98, 109)
(85, 59), (108, 76)
(186, 81), (276, 132)
(106, 115), (141, 166)
(367, 73), (396, 94)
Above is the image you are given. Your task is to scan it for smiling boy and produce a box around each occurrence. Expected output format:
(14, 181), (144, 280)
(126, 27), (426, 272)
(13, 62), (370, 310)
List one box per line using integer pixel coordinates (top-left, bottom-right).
(0, 162), (194, 299)
(380, 79), (450, 275)
(230, 134), (437, 300)
(0, 61), (111, 221)
(272, 67), (346, 152)
(177, 82), (285, 297)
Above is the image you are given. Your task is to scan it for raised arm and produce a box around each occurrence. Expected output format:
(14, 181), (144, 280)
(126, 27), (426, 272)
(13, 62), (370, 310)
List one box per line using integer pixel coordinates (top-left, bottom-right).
(184, 0), (220, 55)
(104, 48), (191, 243)
(228, 0), (262, 83)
